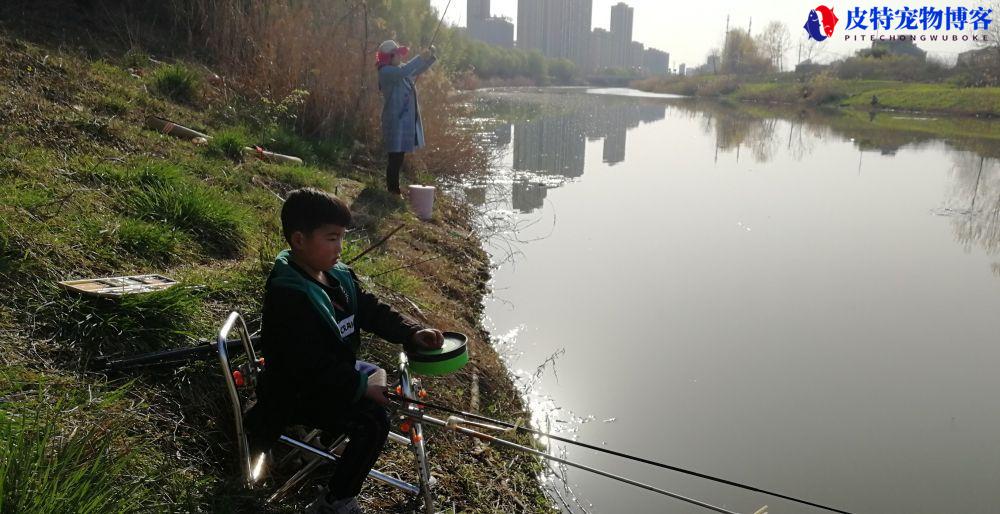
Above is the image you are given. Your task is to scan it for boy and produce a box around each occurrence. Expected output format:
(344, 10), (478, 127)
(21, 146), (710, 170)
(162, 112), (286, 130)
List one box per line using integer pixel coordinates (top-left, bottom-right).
(254, 188), (443, 514)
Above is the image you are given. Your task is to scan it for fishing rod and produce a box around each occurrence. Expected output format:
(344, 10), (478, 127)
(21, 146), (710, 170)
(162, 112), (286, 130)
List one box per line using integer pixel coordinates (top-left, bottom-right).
(97, 336), (256, 372)
(395, 408), (745, 514)
(388, 393), (853, 514)
(347, 223), (405, 265)
(428, 0), (453, 48)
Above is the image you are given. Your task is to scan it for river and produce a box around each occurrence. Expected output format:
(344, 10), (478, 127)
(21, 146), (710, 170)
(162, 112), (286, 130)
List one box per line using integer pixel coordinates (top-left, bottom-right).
(463, 87), (1000, 514)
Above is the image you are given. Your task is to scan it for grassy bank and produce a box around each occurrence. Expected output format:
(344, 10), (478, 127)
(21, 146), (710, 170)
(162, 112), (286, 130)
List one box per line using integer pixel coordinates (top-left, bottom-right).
(635, 75), (1000, 118)
(0, 30), (548, 514)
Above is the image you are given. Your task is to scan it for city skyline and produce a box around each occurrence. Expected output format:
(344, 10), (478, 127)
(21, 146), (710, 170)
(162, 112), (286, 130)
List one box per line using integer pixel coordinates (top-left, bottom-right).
(433, 0), (988, 70)
(470, 0), (668, 73)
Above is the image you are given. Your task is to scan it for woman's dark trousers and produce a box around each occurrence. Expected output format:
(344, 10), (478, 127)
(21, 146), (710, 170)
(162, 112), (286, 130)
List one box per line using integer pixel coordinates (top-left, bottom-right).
(386, 152), (405, 193)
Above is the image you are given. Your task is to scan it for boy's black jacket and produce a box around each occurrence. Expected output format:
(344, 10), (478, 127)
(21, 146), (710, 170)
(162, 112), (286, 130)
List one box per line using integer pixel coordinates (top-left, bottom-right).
(255, 260), (423, 427)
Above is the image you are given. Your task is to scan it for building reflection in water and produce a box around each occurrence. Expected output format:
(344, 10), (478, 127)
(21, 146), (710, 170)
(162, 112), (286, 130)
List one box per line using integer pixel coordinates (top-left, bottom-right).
(512, 180), (548, 213)
(500, 96), (667, 213)
(494, 122), (512, 147)
(476, 90), (1000, 279)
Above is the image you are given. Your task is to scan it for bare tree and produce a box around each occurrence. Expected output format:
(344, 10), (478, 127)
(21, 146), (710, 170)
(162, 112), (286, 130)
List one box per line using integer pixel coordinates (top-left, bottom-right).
(722, 29), (771, 74)
(706, 48), (721, 74)
(972, 0), (1000, 51)
(797, 37), (821, 65)
(756, 21), (791, 71)
(962, 0), (1000, 85)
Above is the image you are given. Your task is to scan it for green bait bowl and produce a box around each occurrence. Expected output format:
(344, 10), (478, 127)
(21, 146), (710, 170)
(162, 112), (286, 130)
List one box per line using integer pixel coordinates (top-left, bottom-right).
(407, 332), (469, 376)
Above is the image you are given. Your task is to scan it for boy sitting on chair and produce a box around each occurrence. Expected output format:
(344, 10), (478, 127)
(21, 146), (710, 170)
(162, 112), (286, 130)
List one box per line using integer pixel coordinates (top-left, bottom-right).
(254, 187), (443, 514)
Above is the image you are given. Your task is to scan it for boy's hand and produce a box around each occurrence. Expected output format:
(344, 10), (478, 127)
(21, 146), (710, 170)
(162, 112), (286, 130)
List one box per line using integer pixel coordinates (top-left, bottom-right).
(365, 384), (390, 406)
(411, 328), (444, 350)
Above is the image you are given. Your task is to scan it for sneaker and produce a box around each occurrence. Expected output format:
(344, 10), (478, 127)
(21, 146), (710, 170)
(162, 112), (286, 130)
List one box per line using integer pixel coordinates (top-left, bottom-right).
(304, 488), (364, 514)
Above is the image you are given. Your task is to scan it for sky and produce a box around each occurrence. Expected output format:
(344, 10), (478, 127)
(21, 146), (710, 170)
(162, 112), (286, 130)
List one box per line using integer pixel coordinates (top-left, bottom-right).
(429, 0), (993, 69)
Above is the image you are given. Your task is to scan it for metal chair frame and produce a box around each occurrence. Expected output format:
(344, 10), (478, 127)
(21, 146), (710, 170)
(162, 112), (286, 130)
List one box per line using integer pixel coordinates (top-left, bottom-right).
(216, 311), (435, 513)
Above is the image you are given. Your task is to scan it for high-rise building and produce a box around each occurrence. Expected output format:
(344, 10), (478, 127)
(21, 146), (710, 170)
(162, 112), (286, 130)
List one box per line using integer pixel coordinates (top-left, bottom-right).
(629, 41), (644, 69)
(589, 28), (613, 71)
(565, 0), (593, 67)
(470, 17), (515, 47)
(610, 2), (634, 68)
(468, 0), (489, 21)
(516, 0), (544, 51)
(643, 48), (670, 75)
(469, 0), (514, 48)
(517, 0), (593, 67)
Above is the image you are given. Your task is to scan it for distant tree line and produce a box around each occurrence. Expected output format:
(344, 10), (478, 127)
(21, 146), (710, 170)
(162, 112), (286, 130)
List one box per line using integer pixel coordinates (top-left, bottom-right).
(428, 28), (578, 84)
(686, 14), (1000, 87)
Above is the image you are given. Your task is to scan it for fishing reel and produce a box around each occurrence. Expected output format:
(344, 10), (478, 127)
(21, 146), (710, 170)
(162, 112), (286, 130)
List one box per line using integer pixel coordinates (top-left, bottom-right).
(231, 357), (265, 389)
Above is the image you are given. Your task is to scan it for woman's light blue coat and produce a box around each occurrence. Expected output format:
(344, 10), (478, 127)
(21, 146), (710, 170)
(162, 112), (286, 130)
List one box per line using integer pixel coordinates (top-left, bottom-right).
(378, 54), (437, 153)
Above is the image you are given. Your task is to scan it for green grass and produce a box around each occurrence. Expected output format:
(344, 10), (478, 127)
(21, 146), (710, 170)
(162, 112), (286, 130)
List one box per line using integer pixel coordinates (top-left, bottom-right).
(638, 74), (1000, 117)
(205, 128), (251, 162)
(94, 93), (130, 116)
(122, 48), (150, 70)
(35, 283), (203, 360)
(263, 126), (317, 163)
(258, 127), (353, 166)
(81, 160), (250, 257)
(0, 380), (174, 513)
(151, 63), (202, 104)
(124, 181), (248, 257)
(258, 161), (333, 191)
(840, 82), (1000, 115)
(113, 218), (188, 264)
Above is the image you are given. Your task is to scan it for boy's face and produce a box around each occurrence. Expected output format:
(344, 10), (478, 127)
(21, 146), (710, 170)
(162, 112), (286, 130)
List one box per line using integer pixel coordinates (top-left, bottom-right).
(290, 223), (347, 271)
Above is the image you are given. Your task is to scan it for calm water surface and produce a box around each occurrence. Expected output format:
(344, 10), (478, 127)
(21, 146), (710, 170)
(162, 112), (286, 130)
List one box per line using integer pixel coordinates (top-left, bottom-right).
(466, 88), (1000, 514)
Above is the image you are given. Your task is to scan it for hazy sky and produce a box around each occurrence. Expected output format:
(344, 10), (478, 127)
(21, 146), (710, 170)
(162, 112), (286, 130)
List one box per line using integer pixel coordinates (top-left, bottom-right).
(429, 0), (991, 68)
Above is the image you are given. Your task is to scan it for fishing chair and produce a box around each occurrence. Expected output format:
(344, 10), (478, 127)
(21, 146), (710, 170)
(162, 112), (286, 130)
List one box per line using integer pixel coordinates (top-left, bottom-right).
(215, 311), (436, 513)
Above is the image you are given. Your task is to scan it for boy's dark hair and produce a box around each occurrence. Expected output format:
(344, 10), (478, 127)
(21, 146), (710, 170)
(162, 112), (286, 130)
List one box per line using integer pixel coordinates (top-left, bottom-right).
(281, 188), (352, 243)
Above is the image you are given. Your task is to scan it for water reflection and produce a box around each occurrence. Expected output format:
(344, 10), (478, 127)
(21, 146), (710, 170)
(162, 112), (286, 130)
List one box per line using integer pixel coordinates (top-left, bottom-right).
(710, 110), (780, 163)
(471, 90), (669, 214)
(944, 153), (1000, 273)
(512, 180), (547, 214)
(467, 89), (1000, 513)
(469, 93), (1000, 300)
(472, 90), (1000, 276)
(511, 96), (667, 178)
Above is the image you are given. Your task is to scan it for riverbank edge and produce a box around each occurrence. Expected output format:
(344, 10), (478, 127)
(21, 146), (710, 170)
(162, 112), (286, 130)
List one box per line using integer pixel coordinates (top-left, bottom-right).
(633, 76), (1000, 121)
(0, 33), (550, 512)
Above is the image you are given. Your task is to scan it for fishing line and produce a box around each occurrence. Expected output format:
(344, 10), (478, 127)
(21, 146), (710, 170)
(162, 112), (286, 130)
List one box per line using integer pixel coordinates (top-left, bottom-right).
(396, 409), (742, 514)
(388, 393), (853, 514)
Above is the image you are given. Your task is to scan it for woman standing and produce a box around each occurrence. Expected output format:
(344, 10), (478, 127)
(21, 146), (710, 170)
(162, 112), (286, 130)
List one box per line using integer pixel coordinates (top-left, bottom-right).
(376, 40), (437, 195)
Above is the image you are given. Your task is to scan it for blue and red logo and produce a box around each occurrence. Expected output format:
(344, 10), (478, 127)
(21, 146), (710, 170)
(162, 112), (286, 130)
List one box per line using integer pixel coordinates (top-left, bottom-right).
(804, 5), (840, 41)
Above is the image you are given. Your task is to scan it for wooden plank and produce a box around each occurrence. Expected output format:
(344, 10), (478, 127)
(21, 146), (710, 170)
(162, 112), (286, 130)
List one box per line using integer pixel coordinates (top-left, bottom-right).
(58, 274), (178, 297)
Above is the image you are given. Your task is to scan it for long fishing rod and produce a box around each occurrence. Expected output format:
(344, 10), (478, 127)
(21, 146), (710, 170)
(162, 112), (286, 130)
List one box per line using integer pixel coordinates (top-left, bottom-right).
(428, 0), (453, 48)
(97, 336), (257, 372)
(347, 224), (405, 265)
(388, 393), (853, 514)
(396, 409), (744, 514)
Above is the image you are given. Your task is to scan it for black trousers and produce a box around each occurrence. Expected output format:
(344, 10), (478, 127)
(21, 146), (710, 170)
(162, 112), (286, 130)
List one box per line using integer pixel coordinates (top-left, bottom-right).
(386, 152), (405, 193)
(294, 398), (390, 499)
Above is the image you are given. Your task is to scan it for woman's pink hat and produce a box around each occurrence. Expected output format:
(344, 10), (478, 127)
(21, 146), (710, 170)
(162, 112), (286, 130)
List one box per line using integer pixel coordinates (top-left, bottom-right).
(376, 40), (409, 69)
